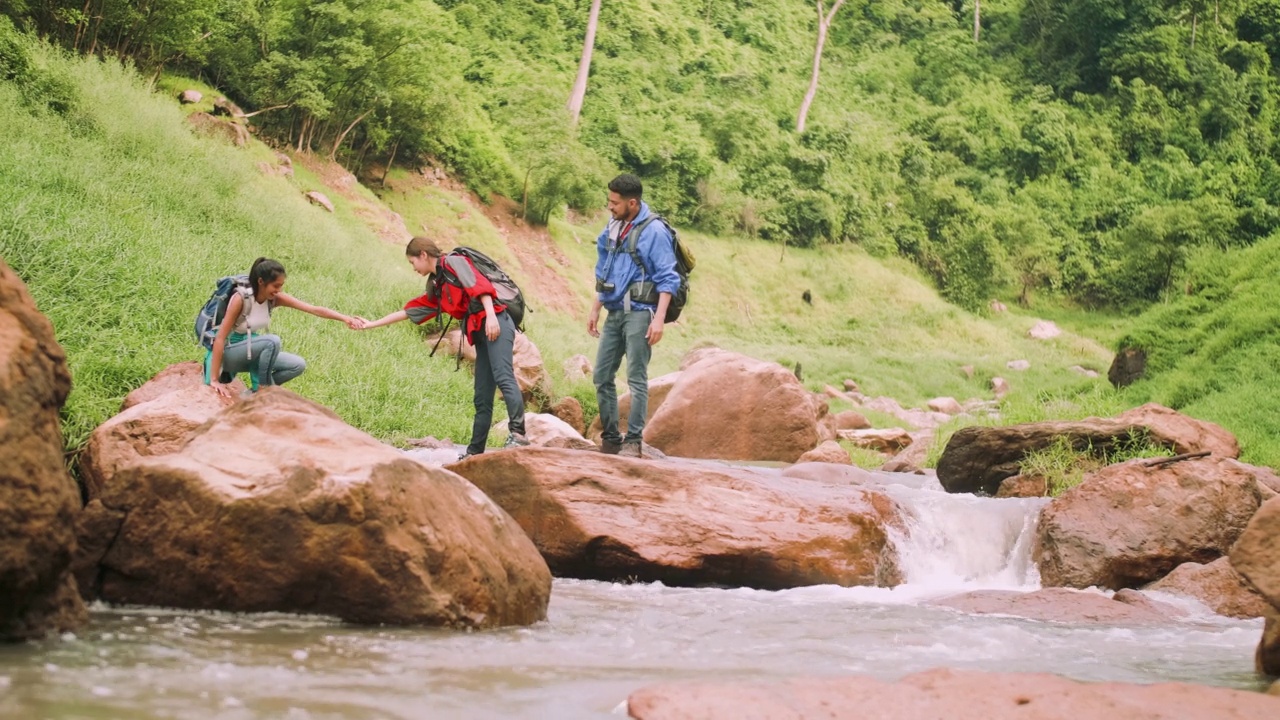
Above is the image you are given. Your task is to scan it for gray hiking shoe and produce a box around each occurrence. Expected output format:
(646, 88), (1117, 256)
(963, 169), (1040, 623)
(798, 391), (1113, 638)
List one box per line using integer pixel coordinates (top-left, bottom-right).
(618, 441), (642, 458)
(503, 433), (531, 449)
(600, 439), (622, 455)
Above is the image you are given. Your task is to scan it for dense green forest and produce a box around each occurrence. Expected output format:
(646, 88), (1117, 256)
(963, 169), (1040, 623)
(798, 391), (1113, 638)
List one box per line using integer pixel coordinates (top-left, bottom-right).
(8, 0), (1280, 312)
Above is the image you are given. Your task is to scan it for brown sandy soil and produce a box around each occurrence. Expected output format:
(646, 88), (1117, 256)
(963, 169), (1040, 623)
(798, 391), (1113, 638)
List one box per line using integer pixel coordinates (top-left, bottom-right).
(380, 166), (585, 317)
(291, 153), (411, 246)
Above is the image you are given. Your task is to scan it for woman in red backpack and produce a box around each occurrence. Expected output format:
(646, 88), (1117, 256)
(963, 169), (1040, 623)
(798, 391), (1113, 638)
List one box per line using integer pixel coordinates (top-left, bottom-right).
(359, 237), (528, 458)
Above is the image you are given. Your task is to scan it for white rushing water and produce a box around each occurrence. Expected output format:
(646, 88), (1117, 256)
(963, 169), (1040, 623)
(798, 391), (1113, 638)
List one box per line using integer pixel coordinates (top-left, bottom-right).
(0, 469), (1266, 720)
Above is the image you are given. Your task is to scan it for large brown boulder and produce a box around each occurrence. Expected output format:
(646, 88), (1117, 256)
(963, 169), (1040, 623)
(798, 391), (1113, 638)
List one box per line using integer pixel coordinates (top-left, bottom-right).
(1230, 495), (1280, 607)
(1145, 557), (1272, 619)
(585, 371), (681, 439)
(513, 332), (552, 410)
(186, 112), (248, 147)
(626, 667), (1280, 720)
(1260, 615), (1280, 676)
(448, 448), (904, 589)
(796, 440), (852, 465)
(1035, 457), (1269, 589)
(1108, 346), (1147, 388)
(80, 384), (227, 500)
(0, 261), (87, 640)
(75, 389), (550, 628)
(937, 407), (1239, 495)
(121, 360), (245, 410)
(1115, 403), (1239, 458)
(644, 351), (821, 462)
(931, 588), (1179, 625)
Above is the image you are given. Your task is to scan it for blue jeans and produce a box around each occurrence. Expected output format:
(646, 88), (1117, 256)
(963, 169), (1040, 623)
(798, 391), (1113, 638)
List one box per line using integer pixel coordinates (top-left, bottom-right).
(594, 308), (653, 445)
(468, 311), (526, 454)
(210, 334), (306, 389)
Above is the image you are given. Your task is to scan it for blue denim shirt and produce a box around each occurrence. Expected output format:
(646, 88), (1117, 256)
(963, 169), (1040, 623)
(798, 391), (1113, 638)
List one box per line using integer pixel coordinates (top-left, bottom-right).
(594, 202), (680, 312)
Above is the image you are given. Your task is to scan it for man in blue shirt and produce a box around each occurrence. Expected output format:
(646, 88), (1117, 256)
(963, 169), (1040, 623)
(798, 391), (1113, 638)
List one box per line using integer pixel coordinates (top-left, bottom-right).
(587, 174), (681, 458)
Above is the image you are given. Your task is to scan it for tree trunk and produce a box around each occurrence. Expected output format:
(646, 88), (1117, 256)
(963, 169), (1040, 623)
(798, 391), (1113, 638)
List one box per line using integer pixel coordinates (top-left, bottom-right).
(567, 0), (602, 125)
(381, 138), (399, 188)
(796, 0), (846, 134)
(974, 0), (981, 42)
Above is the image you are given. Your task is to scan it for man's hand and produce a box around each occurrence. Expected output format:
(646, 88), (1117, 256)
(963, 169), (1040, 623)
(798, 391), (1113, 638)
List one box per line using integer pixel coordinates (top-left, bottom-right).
(646, 315), (664, 345)
(587, 309), (601, 338)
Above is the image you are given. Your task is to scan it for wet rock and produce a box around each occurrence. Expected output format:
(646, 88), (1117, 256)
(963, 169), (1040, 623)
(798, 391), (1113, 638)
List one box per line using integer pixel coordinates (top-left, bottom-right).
(1260, 614), (1280, 676)
(626, 667), (1280, 720)
(995, 474), (1047, 498)
(448, 448), (904, 589)
(796, 441), (852, 465)
(76, 389), (550, 628)
(780, 463), (883, 486)
(1146, 557), (1272, 619)
(646, 351), (822, 462)
(1231, 496), (1280, 609)
(0, 261), (88, 640)
(879, 432), (933, 474)
(932, 588), (1177, 624)
(1036, 457), (1268, 589)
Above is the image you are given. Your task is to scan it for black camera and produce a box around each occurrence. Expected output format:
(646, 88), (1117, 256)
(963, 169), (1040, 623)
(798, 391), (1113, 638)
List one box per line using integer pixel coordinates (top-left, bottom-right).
(595, 278), (615, 293)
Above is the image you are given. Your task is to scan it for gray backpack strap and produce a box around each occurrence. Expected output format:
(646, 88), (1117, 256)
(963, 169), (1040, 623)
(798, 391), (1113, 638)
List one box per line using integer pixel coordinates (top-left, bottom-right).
(626, 216), (661, 275)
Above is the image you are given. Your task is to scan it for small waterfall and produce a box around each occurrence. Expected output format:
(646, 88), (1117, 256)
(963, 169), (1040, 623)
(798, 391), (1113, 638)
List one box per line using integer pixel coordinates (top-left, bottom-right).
(876, 474), (1049, 590)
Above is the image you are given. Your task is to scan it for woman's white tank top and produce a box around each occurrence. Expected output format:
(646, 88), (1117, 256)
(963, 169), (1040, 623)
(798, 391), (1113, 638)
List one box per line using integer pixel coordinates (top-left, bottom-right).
(232, 291), (271, 334)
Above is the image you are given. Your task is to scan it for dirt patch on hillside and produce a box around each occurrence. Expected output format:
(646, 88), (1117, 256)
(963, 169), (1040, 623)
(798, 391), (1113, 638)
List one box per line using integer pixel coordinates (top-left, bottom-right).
(384, 168), (585, 317)
(291, 153), (411, 245)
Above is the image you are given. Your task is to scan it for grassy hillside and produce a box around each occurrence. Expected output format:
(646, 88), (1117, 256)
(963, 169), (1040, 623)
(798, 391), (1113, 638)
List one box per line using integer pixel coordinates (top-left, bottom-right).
(0, 33), (1125, 457)
(1115, 238), (1280, 468)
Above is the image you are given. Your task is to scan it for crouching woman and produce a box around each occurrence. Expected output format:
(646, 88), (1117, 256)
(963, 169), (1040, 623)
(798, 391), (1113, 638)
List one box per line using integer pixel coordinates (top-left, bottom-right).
(206, 257), (360, 398)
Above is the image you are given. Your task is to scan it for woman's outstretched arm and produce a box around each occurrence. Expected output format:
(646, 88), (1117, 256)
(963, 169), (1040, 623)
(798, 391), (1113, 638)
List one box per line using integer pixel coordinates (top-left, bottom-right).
(274, 292), (362, 328)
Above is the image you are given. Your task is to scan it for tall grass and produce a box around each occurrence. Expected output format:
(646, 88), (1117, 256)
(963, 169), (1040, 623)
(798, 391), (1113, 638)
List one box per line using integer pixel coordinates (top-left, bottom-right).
(0, 40), (481, 448)
(2, 37), (1151, 461)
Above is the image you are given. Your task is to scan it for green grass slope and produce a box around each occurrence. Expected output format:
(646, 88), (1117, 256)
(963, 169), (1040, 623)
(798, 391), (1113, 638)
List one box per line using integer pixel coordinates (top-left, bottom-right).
(1116, 239), (1280, 468)
(1, 34), (1123, 456)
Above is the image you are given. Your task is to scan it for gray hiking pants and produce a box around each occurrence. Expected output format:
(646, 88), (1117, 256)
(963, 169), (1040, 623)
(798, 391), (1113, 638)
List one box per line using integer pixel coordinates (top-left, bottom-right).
(468, 311), (526, 454)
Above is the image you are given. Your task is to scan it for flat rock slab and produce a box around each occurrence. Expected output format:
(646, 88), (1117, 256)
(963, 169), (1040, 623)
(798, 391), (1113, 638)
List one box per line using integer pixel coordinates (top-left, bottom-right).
(448, 447), (905, 589)
(626, 667), (1280, 719)
(930, 588), (1182, 625)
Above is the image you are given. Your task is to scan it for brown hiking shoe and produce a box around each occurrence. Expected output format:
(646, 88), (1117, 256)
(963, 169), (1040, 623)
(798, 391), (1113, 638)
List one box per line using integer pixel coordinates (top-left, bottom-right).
(618, 441), (642, 458)
(600, 439), (622, 455)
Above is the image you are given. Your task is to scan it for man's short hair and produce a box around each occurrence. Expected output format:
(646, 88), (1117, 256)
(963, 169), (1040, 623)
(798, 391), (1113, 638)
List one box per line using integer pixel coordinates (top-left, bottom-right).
(608, 173), (643, 200)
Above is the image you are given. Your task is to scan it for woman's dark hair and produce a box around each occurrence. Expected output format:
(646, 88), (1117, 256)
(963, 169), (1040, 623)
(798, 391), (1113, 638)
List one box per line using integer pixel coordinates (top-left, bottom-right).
(608, 173), (643, 200)
(406, 236), (444, 258)
(249, 257), (286, 292)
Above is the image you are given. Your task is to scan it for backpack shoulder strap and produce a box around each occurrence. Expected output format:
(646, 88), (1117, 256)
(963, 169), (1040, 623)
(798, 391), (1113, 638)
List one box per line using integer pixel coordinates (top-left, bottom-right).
(626, 215), (663, 272)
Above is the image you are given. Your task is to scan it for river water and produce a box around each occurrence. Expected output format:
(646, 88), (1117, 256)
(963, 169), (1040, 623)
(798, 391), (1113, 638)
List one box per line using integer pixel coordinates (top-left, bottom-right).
(0, 469), (1266, 719)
